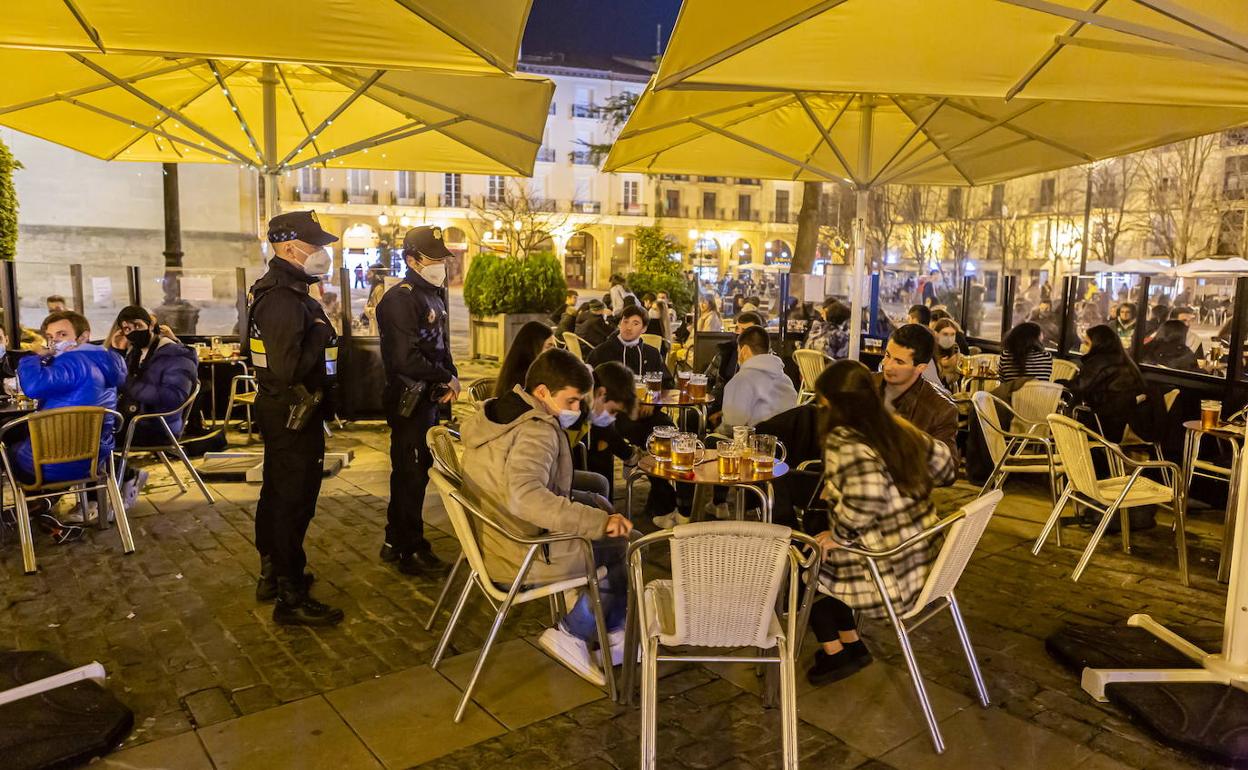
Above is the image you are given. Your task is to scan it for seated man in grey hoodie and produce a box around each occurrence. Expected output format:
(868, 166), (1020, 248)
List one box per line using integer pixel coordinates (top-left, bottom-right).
(720, 326), (799, 433)
(459, 347), (633, 686)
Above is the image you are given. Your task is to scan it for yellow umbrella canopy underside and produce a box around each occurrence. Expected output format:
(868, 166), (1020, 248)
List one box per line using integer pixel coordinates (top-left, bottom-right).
(2, 0), (532, 74)
(656, 0), (1248, 107)
(605, 85), (1248, 186)
(0, 49), (554, 176)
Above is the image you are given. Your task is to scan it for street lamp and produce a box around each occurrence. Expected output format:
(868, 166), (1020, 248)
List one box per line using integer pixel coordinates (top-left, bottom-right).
(377, 213), (389, 227)
(615, 235), (625, 245)
(399, 215), (410, 228)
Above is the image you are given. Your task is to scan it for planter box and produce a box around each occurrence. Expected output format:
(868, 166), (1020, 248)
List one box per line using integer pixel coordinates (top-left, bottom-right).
(469, 312), (550, 360)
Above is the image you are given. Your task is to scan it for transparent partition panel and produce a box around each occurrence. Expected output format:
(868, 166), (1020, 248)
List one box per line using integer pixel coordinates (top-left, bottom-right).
(1168, 274), (1234, 376)
(14, 261), (76, 341)
(78, 264), (131, 341)
(146, 267), (245, 337)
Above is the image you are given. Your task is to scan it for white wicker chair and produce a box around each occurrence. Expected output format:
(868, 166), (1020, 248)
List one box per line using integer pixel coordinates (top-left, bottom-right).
(641, 333), (665, 352)
(423, 427), (467, 632)
(973, 391), (1063, 508)
(1049, 358), (1079, 382)
(563, 332), (590, 361)
(1033, 414), (1189, 585)
(626, 521), (819, 769)
(793, 349), (831, 404)
(1008, 380), (1065, 426)
(806, 490), (1003, 754)
(427, 468), (615, 721)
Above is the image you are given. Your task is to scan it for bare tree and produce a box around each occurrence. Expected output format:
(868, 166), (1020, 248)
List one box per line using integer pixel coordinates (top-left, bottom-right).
(940, 186), (982, 285)
(865, 185), (902, 271)
(899, 185), (942, 272)
(817, 183), (856, 267)
(467, 182), (587, 258)
(1142, 135), (1218, 264)
(1088, 156), (1144, 264)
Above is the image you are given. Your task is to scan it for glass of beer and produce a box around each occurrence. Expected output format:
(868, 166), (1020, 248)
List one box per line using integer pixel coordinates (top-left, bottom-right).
(644, 371), (664, 401)
(688, 373), (708, 400)
(647, 426), (678, 464)
(634, 376), (647, 403)
(733, 425), (755, 447)
(677, 369), (692, 398)
(671, 432), (705, 472)
(749, 434), (777, 476)
(1202, 400), (1222, 430)
(717, 442), (743, 481)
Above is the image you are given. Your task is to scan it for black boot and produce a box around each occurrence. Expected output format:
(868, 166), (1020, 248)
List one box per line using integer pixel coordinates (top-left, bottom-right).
(272, 577), (344, 627)
(396, 547), (450, 578)
(806, 641), (872, 686)
(256, 557), (316, 602)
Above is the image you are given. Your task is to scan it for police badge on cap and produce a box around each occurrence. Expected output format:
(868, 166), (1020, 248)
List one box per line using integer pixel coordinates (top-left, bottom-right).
(402, 226), (453, 260)
(267, 211), (338, 246)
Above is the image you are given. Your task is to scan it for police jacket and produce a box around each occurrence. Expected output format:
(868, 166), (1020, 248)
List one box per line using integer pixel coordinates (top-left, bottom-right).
(246, 257), (337, 400)
(376, 270), (457, 388)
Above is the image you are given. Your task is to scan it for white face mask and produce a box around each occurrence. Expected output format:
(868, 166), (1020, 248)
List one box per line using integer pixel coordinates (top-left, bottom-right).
(937, 335), (957, 350)
(590, 409), (616, 427)
(296, 245), (332, 276)
(558, 409), (581, 428)
(52, 339), (78, 355)
(418, 263), (447, 286)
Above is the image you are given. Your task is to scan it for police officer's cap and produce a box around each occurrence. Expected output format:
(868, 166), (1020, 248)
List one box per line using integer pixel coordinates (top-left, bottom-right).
(268, 211), (338, 246)
(402, 226), (453, 260)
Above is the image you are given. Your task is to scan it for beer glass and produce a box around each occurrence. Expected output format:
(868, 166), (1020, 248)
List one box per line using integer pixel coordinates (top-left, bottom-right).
(732, 425), (755, 447)
(677, 369), (692, 398)
(1202, 400), (1222, 430)
(647, 426), (678, 464)
(671, 432), (705, 472)
(644, 371), (663, 400)
(749, 434), (777, 476)
(634, 376), (647, 403)
(688, 373), (708, 400)
(717, 441), (743, 481)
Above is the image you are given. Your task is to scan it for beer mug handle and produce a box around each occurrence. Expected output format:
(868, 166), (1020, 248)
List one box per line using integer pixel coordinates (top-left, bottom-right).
(646, 435), (657, 455)
(694, 441), (706, 463)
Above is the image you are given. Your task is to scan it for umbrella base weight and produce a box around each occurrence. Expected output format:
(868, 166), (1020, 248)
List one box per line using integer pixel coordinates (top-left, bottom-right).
(199, 451), (351, 482)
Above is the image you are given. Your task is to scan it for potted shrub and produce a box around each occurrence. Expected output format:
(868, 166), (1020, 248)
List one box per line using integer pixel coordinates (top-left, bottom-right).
(463, 251), (566, 359)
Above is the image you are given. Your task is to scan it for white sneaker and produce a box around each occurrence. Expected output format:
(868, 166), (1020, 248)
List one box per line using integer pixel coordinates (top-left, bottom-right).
(609, 628), (627, 667)
(650, 512), (691, 530)
(61, 501), (98, 524)
(538, 627), (605, 686)
(122, 470), (149, 511)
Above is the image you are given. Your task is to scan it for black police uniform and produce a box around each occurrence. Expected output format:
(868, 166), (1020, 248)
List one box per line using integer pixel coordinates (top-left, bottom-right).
(246, 211), (342, 624)
(376, 226), (456, 568)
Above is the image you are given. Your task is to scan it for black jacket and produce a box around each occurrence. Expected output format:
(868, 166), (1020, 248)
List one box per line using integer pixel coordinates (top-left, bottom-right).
(1139, 341), (1199, 372)
(587, 336), (673, 388)
(1061, 352), (1150, 441)
(376, 269), (457, 392)
(246, 257), (336, 400)
(574, 312), (613, 349)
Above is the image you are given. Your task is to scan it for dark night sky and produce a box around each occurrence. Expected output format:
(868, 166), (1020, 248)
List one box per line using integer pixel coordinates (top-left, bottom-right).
(522, 0), (681, 58)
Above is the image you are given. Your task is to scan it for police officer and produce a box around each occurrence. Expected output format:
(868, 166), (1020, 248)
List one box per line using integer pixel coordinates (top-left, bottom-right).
(246, 211), (344, 626)
(376, 226), (458, 576)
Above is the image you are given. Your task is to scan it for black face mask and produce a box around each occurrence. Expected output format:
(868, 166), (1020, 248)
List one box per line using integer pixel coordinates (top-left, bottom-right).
(125, 329), (153, 349)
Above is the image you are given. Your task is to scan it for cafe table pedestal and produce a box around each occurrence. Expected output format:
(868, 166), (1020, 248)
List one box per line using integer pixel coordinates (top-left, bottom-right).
(1180, 419), (1242, 584)
(638, 389), (714, 436)
(1082, 422), (1248, 702)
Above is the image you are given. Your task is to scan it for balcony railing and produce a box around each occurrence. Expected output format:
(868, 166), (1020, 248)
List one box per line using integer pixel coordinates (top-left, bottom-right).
(346, 190), (378, 205)
(659, 174), (690, 181)
(656, 203), (690, 218)
(536, 147), (556, 163)
(737, 178), (762, 186)
(292, 188), (329, 203)
(571, 103), (595, 118)
(734, 209), (761, 222)
(395, 194), (424, 206)
(436, 194), (468, 208)
(699, 176), (726, 184)
(617, 203), (648, 216)
(531, 199), (558, 212)
(770, 210), (792, 224)
(572, 200), (602, 214)
(697, 207), (727, 220)
(570, 149), (595, 165)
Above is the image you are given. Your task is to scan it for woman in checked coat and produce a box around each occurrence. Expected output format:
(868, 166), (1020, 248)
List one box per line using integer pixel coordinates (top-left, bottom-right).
(806, 360), (957, 686)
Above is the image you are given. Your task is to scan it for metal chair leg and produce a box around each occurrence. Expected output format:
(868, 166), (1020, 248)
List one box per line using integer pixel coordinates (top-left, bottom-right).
(157, 452), (188, 492)
(1072, 503), (1118, 583)
(1173, 489), (1190, 587)
(105, 469), (135, 555)
(778, 638), (798, 770)
(14, 486), (36, 575)
(640, 636), (658, 770)
(423, 552), (465, 631)
(585, 575), (618, 702)
(1032, 484), (1073, 556)
(949, 595), (990, 707)
(454, 590), (519, 723)
(171, 442), (214, 504)
(431, 574), (476, 670)
(894, 619), (944, 753)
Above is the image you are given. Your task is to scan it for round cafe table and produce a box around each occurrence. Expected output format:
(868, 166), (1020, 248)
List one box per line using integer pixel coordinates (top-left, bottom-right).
(617, 447), (789, 705)
(638, 389), (714, 435)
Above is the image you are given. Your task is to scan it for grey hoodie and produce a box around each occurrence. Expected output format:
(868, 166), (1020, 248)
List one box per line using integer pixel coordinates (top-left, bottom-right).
(721, 352), (799, 433)
(458, 386), (608, 583)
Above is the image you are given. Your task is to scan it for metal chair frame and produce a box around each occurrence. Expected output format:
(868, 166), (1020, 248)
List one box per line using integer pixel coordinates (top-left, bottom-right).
(1033, 414), (1189, 585)
(793, 349), (831, 405)
(0, 407), (133, 574)
(796, 491), (1003, 754)
(563, 332), (590, 361)
(223, 374), (258, 439)
(423, 427), (466, 632)
(972, 392), (1063, 514)
(427, 469), (616, 721)
(116, 383), (213, 503)
(626, 525), (820, 769)
(466, 378), (497, 404)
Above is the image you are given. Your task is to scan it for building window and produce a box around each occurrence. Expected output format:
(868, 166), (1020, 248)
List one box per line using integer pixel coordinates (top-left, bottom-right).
(536, 146), (556, 163)
(570, 149), (594, 165)
(298, 167), (321, 195)
(946, 188), (963, 219)
(989, 184), (1005, 216)
(1092, 178), (1121, 208)
(702, 191), (717, 219)
(664, 189), (681, 217)
(396, 171), (416, 201)
(1225, 156), (1248, 200)
(444, 173), (461, 206)
(1038, 177), (1056, 210)
(571, 103), (595, 118)
(775, 189), (790, 222)
(623, 180), (640, 207)
(1224, 128), (1248, 146)
(347, 169), (370, 196)
(487, 175), (505, 203)
(1218, 210), (1245, 255)
(548, 100), (557, 116)
(738, 193), (752, 220)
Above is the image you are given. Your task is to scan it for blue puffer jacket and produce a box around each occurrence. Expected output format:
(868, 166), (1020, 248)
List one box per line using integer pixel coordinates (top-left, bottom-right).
(15, 344), (128, 482)
(120, 339), (200, 446)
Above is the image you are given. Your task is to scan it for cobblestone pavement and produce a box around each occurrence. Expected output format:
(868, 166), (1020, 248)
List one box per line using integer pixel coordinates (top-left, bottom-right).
(0, 304), (1237, 769)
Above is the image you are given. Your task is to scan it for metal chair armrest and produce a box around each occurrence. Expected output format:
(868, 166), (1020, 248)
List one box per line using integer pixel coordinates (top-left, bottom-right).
(831, 510), (966, 560)
(453, 491), (599, 549)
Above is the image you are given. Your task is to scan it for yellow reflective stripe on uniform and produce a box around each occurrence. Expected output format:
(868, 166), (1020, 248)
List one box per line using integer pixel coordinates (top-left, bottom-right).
(249, 338), (266, 354)
(324, 346), (338, 361)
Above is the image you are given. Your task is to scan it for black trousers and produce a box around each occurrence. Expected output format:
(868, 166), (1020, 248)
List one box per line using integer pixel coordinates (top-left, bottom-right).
(385, 398), (437, 554)
(809, 596), (858, 642)
(254, 395), (325, 581)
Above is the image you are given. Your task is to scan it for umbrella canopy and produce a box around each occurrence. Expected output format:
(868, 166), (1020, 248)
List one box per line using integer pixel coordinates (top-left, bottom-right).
(0, 50), (553, 176)
(654, 0), (1248, 106)
(3, 0), (530, 74)
(604, 85), (1248, 186)
(1175, 257), (1248, 275)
